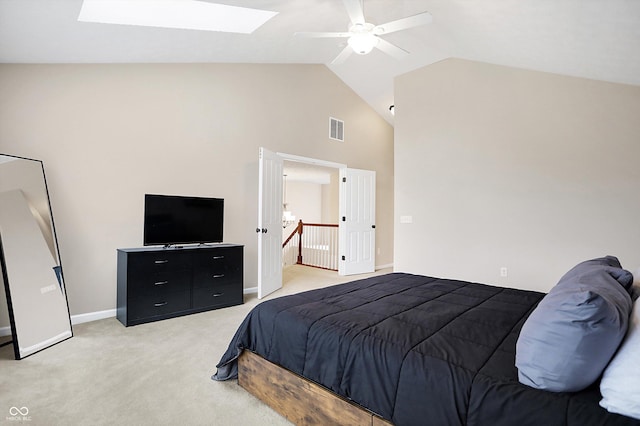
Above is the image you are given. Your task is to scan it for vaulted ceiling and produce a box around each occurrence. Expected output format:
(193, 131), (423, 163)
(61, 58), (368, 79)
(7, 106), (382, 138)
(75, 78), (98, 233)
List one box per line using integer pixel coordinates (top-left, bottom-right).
(1, 0), (639, 123)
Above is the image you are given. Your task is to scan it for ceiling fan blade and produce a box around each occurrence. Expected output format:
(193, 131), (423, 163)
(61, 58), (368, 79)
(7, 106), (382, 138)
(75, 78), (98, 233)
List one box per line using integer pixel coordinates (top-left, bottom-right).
(342, 0), (365, 25)
(331, 46), (353, 65)
(373, 12), (433, 35)
(295, 31), (351, 38)
(375, 37), (409, 60)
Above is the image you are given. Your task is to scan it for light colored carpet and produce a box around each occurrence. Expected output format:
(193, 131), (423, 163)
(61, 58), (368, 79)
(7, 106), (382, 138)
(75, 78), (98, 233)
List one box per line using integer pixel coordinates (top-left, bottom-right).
(0, 265), (391, 426)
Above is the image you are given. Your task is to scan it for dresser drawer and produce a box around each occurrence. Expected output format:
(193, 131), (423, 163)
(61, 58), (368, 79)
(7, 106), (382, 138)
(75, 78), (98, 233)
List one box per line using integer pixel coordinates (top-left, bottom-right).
(128, 291), (190, 321)
(126, 269), (189, 296)
(127, 251), (191, 276)
(192, 282), (242, 309)
(192, 247), (242, 288)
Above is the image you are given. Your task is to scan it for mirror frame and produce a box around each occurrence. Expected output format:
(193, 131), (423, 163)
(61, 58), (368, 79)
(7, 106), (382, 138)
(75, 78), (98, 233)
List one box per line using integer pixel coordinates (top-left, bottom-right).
(0, 153), (72, 359)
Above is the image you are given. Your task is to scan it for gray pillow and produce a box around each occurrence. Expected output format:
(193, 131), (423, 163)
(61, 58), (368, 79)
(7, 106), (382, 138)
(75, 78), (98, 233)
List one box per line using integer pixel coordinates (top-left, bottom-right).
(515, 256), (633, 392)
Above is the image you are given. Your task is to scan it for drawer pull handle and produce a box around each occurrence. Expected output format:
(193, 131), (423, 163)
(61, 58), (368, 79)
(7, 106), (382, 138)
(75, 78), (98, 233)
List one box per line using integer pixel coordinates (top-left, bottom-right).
(213, 256), (225, 260)
(154, 302), (168, 307)
(213, 274), (225, 278)
(154, 281), (168, 286)
(154, 260), (169, 264)
(212, 293), (224, 297)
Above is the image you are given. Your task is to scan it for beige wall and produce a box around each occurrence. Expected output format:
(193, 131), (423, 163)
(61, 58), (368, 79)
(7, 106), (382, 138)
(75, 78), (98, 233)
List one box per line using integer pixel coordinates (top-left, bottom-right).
(394, 58), (640, 292)
(0, 63), (394, 317)
(288, 181), (322, 223)
(281, 180), (323, 240)
(322, 170), (340, 224)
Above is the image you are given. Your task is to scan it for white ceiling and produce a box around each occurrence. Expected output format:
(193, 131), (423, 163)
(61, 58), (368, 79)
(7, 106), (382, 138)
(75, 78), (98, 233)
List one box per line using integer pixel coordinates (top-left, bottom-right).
(1, 0), (639, 123)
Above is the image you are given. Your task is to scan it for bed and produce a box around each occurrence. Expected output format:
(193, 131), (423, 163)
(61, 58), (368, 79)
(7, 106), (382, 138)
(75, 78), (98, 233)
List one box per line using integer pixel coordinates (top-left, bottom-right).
(214, 269), (640, 425)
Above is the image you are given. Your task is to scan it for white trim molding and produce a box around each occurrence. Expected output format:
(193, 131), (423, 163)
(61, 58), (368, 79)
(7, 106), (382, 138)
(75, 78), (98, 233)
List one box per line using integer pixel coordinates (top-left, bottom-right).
(71, 309), (117, 325)
(1, 309), (118, 336)
(276, 152), (346, 170)
(376, 263), (394, 270)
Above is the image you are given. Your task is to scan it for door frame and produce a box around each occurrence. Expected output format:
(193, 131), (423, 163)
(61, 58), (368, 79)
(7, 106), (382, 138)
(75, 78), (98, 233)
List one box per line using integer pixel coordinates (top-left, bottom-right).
(277, 152), (346, 172)
(277, 154), (379, 278)
(258, 150), (378, 297)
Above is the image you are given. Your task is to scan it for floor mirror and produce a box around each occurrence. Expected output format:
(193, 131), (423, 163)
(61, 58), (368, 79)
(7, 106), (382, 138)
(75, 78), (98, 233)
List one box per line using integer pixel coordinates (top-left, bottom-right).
(0, 154), (72, 359)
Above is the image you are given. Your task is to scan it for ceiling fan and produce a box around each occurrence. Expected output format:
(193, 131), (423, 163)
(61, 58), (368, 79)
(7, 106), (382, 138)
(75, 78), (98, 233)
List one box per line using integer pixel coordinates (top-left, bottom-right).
(295, 0), (433, 64)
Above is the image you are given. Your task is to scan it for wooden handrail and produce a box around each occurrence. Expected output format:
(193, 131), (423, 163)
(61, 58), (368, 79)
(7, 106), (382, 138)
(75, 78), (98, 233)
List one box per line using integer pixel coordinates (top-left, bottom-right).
(298, 223), (338, 228)
(283, 220), (303, 248)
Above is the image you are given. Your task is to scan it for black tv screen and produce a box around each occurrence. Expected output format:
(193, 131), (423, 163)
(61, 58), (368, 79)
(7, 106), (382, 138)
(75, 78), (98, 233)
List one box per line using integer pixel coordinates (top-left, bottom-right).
(143, 194), (224, 246)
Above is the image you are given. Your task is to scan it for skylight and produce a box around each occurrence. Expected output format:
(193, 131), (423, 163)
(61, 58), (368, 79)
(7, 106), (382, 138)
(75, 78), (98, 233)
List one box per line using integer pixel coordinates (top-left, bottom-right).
(78, 0), (278, 34)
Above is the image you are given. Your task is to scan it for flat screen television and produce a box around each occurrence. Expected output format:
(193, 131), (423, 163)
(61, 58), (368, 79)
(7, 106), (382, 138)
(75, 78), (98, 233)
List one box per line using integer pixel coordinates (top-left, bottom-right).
(143, 194), (224, 246)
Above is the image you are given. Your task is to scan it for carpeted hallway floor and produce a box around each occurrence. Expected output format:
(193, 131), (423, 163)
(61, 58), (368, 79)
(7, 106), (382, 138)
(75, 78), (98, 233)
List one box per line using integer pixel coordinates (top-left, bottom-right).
(0, 265), (390, 425)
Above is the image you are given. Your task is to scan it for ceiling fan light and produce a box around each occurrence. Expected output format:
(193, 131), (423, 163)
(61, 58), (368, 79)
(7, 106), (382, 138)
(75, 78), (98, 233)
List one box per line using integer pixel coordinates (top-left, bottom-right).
(348, 33), (378, 55)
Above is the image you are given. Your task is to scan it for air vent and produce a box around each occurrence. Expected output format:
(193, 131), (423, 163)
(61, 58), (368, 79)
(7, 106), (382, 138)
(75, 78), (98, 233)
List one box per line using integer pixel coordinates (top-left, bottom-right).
(329, 117), (344, 142)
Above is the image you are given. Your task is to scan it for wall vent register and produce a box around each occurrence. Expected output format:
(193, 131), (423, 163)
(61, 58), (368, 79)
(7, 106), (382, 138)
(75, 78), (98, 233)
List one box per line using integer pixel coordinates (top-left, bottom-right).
(329, 117), (344, 142)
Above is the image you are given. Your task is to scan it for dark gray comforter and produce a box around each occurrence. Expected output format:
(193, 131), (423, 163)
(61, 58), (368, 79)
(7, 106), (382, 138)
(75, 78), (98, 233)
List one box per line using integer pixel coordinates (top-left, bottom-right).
(214, 273), (639, 426)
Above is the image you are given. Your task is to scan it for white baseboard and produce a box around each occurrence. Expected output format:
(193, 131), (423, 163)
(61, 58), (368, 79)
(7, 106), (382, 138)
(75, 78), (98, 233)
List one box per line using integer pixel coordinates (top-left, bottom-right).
(71, 309), (116, 325)
(0, 310), (116, 338)
(376, 263), (393, 270)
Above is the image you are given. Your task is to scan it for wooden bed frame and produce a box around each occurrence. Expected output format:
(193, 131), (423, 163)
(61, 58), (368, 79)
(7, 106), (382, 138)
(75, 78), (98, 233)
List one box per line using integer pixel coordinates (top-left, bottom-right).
(238, 350), (393, 426)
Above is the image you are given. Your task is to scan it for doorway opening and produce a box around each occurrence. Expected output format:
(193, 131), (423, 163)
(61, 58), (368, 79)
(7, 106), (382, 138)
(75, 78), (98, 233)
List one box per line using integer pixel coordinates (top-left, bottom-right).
(258, 148), (376, 299)
(282, 161), (340, 274)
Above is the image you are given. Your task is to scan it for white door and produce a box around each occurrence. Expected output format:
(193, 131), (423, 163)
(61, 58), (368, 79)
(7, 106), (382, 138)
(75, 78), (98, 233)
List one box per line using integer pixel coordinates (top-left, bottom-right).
(258, 147), (283, 298)
(338, 168), (376, 276)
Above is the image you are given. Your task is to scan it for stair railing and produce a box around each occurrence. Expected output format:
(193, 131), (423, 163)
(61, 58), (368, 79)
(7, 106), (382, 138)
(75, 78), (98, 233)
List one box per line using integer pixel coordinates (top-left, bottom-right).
(282, 220), (339, 271)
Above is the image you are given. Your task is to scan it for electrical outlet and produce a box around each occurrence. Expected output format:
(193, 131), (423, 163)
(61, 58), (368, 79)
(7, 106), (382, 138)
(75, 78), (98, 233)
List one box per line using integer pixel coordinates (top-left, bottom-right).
(500, 267), (508, 277)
